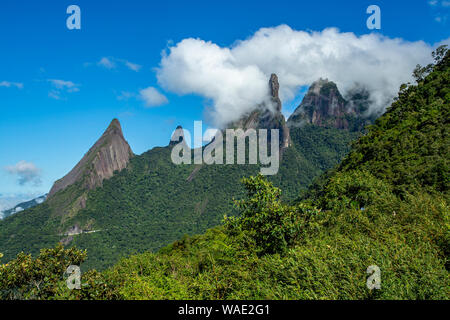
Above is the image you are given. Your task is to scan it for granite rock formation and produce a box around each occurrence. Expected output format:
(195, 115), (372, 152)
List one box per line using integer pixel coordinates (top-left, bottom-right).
(48, 119), (133, 197)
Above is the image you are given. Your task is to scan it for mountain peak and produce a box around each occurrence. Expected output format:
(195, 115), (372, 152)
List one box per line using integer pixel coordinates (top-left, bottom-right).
(169, 125), (186, 146)
(269, 73), (282, 112)
(226, 73), (290, 148)
(269, 73), (279, 98)
(48, 119), (133, 197)
(309, 78), (332, 92)
(108, 118), (121, 129)
(103, 118), (125, 138)
(287, 78), (372, 131)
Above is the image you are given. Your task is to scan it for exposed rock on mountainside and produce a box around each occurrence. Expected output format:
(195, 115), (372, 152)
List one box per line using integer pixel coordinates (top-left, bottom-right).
(229, 73), (291, 149)
(48, 119), (133, 197)
(288, 78), (375, 131)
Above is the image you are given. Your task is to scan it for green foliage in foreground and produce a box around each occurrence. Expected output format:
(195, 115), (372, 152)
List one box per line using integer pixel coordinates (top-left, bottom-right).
(88, 174), (448, 299)
(2, 172), (447, 299)
(0, 245), (86, 299)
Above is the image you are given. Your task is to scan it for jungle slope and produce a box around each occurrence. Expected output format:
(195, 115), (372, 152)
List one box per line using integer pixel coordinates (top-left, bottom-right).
(86, 47), (449, 299)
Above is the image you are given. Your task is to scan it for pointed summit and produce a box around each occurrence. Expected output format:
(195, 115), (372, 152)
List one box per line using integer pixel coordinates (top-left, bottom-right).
(106, 118), (121, 131)
(169, 125), (186, 146)
(269, 73), (282, 112)
(227, 73), (290, 148)
(269, 74), (279, 97)
(48, 119), (134, 197)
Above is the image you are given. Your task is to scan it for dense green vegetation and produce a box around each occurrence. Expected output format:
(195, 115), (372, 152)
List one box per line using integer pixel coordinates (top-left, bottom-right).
(0, 118), (357, 271)
(1, 47), (448, 300)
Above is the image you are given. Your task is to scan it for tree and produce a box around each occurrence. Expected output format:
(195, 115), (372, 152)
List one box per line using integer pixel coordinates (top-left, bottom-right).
(225, 175), (319, 255)
(0, 245), (86, 300)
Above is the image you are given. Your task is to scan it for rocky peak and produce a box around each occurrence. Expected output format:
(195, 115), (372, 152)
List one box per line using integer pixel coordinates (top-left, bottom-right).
(287, 79), (373, 131)
(104, 118), (124, 137)
(269, 73), (282, 112)
(169, 125), (187, 146)
(227, 73), (291, 149)
(48, 119), (134, 197)
(269, 74), (279, 97)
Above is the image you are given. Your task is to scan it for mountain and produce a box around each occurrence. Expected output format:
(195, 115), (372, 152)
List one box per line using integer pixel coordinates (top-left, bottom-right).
(57, 46), (446, 300)
(1, 194), (47, 219)
(288, 78), (376, 132)
(49, 118), (133, 198)
(1, 47), (448, 301)
(0, 75), (368, 271)
(229, 74), (291, 149)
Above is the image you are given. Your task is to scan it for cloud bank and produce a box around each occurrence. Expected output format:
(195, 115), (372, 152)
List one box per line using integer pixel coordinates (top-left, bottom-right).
(157, 25), (446, 127)
(5, 160), (42, 186)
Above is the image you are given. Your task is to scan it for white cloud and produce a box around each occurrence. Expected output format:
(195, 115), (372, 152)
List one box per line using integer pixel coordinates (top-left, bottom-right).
(48, 90), (62, 100)
(117, 91), (135, 101)
(0, 81), (23, 89)
(96, 57), (142, 71)
(157, 25), (446, 127)
(429, 1), (450, 22)
(48, 79), (78, 90)
(139, 86), (169, 107)
(98, 57), (116, 69)
(125, 61), (142, 72)
(47, 79), (80, 99)
(5, 160), (42, 186)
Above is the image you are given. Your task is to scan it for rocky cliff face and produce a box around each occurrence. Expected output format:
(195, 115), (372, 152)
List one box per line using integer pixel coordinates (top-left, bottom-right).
(48, 119), (133, 197)
(228, 73), (291, 149)
(287, 79), (374, 131)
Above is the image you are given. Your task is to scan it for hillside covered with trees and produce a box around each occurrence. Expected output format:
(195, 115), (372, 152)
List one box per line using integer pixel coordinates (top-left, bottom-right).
(0, 46), (448, 300)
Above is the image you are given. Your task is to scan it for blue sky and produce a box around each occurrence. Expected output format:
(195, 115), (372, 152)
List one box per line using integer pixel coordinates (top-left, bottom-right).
(0, 0), (449, 208)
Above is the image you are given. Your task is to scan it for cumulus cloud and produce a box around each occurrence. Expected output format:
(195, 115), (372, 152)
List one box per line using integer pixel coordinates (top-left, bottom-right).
(0, 81), (23, 89)
(157, 25), (447, 127)
(5, 160), (42, 186)
(139, 86), (169, 107)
